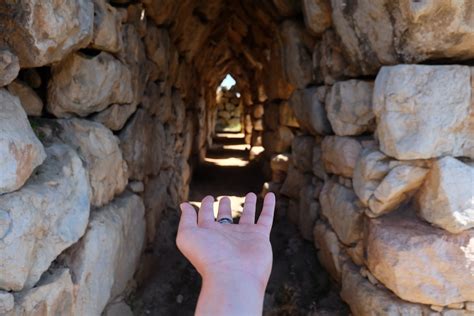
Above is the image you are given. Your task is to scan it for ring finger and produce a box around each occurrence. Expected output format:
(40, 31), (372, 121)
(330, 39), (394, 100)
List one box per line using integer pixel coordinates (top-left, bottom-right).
(217, 196), (232, 222)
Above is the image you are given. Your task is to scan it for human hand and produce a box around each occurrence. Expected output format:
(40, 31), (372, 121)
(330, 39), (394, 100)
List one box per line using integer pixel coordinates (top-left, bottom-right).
(177, 192), (276, 287)
(176, 192), (276, 315)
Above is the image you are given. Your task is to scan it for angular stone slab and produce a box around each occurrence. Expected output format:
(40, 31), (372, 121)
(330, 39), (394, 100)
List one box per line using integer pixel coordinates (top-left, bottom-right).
(366, 210), (474, 305)
(0, 144), (90, 291)
(373, 65), (473, 159)
(0, 89), (46, 194)
(417, 157), (474, 234)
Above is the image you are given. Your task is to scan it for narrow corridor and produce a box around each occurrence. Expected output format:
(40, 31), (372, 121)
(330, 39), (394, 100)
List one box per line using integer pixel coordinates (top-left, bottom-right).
(131, 133), (347, 315)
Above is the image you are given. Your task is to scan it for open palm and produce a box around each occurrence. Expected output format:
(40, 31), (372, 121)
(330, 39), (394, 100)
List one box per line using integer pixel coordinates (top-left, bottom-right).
(176, 193), (276, 287)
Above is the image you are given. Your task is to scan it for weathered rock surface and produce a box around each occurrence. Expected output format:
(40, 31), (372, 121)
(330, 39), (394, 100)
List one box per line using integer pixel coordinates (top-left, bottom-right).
(289, 87), (333, 136)
(326, 80), (374, 136)
(367, 164), (429, 217)
(144, 23), (170, 81)
(57, 118), (128, 207)
(341, 262), (431, 316)
(313, 221), (345, 282)
(298, 184), (320, 240)
(119, 109), (165, 180)
(279, 21), (314, 89)
(0, 89), (46, 195)
(330, 0), (474, 74)
(103, 301), (134, 316)
(366, 210), (474, 305)
(321, 136), (362, 178)
(0, 50), (20, 87)
(7, 80), (43, 116)
(61, 193), (145, 316)
(91, 0), (123, 52)
(373, 65), (473, 159)
(320, 177), (364, 245)
(302, 0), (331, 36)
(0, 291), (14, 315)
(0, 0), (93, 67)
(0, 144), (90, 291)
(119, 24), (149, 107)
(262, 126), (294, 156)
(48, 52), (134, 118)
(278, 101), (299, 128)
(353, 148), (391, 205)
(280, 164), (311, 200)
(91, 103), (137, 131)
(417, 157), (474, 234)
(144, 171), (171, 243)
(12, 268), (75, 316)
(291, 136), (314, 173)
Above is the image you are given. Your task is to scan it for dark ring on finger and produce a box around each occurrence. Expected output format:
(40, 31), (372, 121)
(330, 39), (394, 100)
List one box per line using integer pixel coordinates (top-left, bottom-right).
(217, 217), (233, 224)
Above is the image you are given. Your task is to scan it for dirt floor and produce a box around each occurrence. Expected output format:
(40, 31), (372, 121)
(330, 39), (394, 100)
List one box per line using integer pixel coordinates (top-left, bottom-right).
(131, 133), (349, 315)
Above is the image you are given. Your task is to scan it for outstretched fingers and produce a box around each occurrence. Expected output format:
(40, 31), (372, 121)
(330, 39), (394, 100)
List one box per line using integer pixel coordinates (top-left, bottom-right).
(217, 196), (232, 221)
(178, 202), (197, 230)
(198, 195), (216, 225)
(257, 192), (276, 233)
(240, 192), (257, 224)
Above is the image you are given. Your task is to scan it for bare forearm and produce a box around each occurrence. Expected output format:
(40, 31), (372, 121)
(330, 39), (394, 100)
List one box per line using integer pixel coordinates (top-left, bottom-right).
(196, 273), (266, 316)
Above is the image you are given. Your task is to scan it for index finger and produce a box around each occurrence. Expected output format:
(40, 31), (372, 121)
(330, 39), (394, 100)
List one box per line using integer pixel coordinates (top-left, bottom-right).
(257, 192), (276, 233)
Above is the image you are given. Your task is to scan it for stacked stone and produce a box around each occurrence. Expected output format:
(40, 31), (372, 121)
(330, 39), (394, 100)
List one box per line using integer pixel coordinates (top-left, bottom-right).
(215, 86), (242, 132)
(0, 1), (213, 315)
(260, 0), (474, 314)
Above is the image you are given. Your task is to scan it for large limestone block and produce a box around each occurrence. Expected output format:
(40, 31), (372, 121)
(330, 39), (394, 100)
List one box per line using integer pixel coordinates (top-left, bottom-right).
(367, 164), (429, 217)
(320, 177), (364, 245)
(57, 118), (128, 207)
(0, 291), (14, 315)
(119, 24), (150, 106)
(48, 52), (134, 118)
(321, 136), (362, 178)
(313, 221), (346, 282)
(91, 103), (138, 131)
(326, 80), (374, 136)
(0, 50), (19, 87)
(280, 164), (312, 200)
(279, 21), (314, 89)
(289, 87), (333, 136)
(62, 193), (145, 316)
(91, 0), (123, 52)
(373, 65), (473, 159)
(417, 157), (474, 234)
(353, 148), (430, 217)
(12, 268), (75, 316)
(0, 89), (46, 194)
(0, 144), (90, 291)
(291, 135), (314, 173)
(366, 210), (474, 306)
(144, 24), (170, 81)
(302, 0), (332, 36)
(7, 80), (43, 116)
(0, 0), (93, 67)
(143, 171), (171, 243)
(341, 262), (431, 316)
(119, 109), (165, 180)
(353, 148), (391, 205)
(262, 126), (294, 156)
(330, 0), (474, 74)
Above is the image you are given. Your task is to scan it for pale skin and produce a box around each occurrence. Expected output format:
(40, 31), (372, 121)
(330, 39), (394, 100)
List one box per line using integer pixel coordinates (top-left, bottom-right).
(176, 192), (276, 316)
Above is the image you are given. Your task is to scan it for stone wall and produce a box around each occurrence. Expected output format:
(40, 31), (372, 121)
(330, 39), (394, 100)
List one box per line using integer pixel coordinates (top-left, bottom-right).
(0, 0), (473, 315)
(215, 87), (242, 132)
(260, 1), (474, 314)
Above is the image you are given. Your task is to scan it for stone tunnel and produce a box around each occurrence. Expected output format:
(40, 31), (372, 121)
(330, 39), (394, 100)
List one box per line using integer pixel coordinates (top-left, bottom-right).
(0, 0), (473, 315)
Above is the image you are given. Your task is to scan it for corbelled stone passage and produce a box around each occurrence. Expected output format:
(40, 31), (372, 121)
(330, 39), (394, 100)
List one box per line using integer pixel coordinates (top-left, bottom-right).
(0, 0), (473, 315)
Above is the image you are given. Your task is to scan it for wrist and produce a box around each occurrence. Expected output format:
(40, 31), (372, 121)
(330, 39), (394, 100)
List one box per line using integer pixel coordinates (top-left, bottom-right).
(196, 268), (267, 316)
